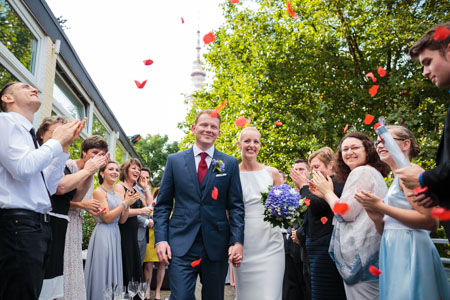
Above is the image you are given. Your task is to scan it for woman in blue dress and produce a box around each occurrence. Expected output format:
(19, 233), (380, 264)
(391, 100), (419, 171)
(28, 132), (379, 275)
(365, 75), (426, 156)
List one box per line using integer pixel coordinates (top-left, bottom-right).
(355, 125), (450, 300)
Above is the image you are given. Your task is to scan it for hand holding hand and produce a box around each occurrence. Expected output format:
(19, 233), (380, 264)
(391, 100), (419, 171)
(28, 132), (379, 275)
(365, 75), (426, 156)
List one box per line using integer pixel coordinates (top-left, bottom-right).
(228, 243), (244, 267)
(406, 191), (438, 208)
(147, 219), (154, 228)
(156, 242), (172, 265)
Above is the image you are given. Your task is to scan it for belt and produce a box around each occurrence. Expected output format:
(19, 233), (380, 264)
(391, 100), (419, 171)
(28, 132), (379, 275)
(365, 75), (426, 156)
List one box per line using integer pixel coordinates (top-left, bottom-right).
(0, 209), (50, 223)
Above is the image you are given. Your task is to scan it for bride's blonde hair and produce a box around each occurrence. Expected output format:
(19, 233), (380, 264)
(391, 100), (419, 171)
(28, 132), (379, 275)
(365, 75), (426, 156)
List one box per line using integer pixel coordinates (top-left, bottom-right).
(238, 127), (260, 142)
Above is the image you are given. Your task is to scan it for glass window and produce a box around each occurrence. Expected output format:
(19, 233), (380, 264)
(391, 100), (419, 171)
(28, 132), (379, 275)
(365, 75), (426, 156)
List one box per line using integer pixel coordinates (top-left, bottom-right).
(0, 0), (37, 73)
(53, 74), (86, 120)
(0, 63), (17, 112)
(92, 114), (108, 138)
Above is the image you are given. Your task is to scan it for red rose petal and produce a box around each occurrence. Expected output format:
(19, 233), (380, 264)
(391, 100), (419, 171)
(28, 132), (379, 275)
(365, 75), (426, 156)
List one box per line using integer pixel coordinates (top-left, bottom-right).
(152, 201), (156, 207)
(286, 1), (298, 19)
(343, 124), (349, 133)
(377, 66), (386, 77)
(274, 121), (283, 126)
(369, 265), (382, 276)
(203, 32), (215, 45)
(363, 114), (374, 125)
(229, 0), (239, 3)
(191, 258), (202, 267)
(320, 217), (328, 224)
(101, 207), (106, 213)
(365, 72), (377, 83)
(333, 202), (349, 215)
(181, 17), (184, 24)
(212, 187), (218, 200)
(210, 110), (219, 118)
(143, 59), (153, 66)
(413, 186), (428, 195)
(235, 117), (248, 128)
(433, 26), (450, 41)
(134, 80), (147, 89)
(369, 85), (379, 97)
(403, 90), (408, 94)
(373, 122), (381, 131)
(431, 207), (450, 221)
(304, 198), (310, 207)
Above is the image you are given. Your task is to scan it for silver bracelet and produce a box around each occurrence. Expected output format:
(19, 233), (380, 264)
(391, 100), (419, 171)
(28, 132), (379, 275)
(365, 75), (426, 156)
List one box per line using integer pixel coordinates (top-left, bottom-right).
(121, 202), (128, 209)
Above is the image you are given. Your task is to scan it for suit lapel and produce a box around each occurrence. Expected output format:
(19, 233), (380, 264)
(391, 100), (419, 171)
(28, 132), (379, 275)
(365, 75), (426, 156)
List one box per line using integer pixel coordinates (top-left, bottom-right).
(184, 148), (201, 198)
(201, 150), (221, 199)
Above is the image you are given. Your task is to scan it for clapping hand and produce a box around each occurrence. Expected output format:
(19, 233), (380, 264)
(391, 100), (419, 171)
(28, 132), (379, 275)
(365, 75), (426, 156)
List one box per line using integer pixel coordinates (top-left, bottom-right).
(124, 190), (140, 207)
(291, 228), (300, 245)
(354, 189), (384, 222)
(84, 153), (109, 175)
(289, 168), (309, 189)
(311, 170), (333, 196)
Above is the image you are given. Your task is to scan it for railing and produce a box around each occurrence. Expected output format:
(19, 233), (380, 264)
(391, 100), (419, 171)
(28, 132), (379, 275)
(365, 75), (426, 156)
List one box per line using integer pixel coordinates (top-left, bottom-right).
(432, 238), (450, 265)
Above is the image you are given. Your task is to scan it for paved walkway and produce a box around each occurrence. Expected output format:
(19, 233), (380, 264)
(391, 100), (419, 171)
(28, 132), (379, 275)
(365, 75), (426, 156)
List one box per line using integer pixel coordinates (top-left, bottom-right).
(153, 277), (235, 300)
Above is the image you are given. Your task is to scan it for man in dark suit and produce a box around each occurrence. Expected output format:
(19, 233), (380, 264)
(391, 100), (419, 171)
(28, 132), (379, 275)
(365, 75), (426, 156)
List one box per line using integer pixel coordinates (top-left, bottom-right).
(397, 22), (450, 236)
(153, 109), (245, 300)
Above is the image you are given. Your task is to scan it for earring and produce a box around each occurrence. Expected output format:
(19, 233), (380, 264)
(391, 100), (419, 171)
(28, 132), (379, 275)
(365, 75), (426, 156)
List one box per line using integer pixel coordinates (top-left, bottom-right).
(101, 175), (104, 179)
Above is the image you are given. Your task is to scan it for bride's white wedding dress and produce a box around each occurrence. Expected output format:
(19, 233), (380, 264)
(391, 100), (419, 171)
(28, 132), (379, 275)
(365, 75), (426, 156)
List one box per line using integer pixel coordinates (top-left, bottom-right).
(234, 167), (285, 300)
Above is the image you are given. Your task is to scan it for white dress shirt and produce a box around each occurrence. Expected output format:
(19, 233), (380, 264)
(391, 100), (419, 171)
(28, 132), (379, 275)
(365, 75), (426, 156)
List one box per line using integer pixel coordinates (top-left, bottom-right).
(0, 112), (69, 213)
(193, 144), (215, 172)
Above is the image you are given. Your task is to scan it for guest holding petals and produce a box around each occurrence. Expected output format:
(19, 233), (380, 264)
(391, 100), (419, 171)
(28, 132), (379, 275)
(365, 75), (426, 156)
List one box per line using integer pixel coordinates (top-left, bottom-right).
(291, 148), (346, 300)
(311, 132), (390, 300)
(234, 127), (284, 300)
(84, 161), (140, 300)
(355, 126), (450, 300)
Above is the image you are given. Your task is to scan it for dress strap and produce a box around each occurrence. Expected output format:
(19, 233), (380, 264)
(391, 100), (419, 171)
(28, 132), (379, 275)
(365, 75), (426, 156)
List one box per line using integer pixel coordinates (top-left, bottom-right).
(100, 185), (114, 195)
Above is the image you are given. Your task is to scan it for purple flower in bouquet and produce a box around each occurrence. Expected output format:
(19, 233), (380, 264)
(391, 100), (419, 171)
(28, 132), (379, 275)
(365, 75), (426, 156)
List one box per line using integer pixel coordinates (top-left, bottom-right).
(261, 184), (301, 228)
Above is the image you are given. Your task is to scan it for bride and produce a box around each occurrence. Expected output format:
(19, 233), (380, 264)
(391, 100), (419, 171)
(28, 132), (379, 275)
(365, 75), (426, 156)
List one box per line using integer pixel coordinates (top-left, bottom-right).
(234, 127), (284, 299)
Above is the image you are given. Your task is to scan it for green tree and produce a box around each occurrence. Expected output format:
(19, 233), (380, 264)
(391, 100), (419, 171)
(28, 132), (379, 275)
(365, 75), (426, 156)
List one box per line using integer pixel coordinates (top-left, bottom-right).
(180, 0), (449, 175)
(134, 134), (179, 186)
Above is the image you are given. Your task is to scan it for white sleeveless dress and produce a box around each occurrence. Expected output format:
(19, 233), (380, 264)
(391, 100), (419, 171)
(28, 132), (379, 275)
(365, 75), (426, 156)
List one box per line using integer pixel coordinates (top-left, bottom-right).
(234, 167), (285, 300)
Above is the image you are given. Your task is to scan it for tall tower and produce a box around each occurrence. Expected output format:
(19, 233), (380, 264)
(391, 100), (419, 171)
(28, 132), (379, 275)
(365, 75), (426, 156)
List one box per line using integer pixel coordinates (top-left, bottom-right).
(191, 30), (206, 90)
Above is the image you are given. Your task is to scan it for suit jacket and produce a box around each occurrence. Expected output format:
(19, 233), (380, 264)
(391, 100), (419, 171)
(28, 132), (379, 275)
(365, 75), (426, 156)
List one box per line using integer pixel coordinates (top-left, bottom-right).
(153, 147), (245, 261)
(423, 106), (450, 206)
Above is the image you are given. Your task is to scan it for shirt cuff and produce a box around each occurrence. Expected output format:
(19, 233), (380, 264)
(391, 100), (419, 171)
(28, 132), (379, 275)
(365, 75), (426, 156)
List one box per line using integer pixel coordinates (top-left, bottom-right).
(419, 171), (425, 187)
(144, 219), (149, 228)
(44, 138), (63, 157)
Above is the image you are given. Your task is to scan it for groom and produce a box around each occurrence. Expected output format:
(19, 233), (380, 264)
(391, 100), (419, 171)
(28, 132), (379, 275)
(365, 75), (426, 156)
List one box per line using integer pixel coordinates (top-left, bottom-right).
(154, 109), (245, 300)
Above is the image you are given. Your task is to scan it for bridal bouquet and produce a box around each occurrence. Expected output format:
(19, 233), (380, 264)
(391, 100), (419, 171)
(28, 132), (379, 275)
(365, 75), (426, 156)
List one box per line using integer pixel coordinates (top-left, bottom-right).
(261, 184), (302, 228)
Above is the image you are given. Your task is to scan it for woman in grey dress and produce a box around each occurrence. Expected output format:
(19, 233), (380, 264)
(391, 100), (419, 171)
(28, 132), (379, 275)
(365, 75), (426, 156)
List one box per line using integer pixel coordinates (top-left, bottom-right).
(84, 161), (140, 300)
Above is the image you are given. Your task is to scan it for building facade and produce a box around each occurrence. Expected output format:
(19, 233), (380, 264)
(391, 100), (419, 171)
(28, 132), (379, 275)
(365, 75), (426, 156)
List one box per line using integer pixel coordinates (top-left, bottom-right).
(0, 0), (140, 163)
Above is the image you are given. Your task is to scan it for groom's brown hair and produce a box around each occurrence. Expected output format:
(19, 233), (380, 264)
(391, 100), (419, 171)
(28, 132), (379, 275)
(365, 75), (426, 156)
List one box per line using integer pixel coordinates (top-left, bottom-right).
(194, 109), (222, 125)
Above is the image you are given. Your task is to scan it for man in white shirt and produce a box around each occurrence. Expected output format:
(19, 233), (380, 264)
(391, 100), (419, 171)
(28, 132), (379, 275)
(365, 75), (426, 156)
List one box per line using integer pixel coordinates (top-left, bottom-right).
(0, 82), (84, 300)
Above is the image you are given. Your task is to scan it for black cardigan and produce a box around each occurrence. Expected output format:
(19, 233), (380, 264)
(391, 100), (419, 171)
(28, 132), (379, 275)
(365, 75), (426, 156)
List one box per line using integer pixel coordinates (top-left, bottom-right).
(297, 179), (344, 241)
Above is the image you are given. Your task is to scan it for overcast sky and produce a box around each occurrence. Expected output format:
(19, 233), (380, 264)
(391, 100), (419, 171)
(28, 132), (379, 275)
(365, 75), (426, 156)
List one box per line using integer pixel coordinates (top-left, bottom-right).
(45, 0), (227, 142)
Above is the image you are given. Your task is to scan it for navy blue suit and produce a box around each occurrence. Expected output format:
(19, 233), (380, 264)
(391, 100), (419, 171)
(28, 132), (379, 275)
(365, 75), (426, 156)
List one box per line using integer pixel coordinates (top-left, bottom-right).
(153, 147), (245, 300)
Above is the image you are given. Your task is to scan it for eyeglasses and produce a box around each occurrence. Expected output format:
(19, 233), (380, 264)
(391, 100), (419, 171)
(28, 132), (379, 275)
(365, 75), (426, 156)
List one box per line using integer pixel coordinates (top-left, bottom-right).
(341, 146), (363, 153)
(374, 138), (406, 147)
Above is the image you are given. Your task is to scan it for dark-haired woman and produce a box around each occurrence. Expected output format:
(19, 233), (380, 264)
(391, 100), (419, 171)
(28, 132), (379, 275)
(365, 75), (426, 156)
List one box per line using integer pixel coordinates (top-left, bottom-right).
(355, 126), (450, 300)
(312, 132), (390, 300)
(84, 161), (139, 300)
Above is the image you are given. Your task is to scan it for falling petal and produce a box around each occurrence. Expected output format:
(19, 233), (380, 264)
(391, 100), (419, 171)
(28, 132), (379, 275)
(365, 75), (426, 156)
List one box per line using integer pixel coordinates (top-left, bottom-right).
(212, 187), (218, 200)
(191, 258), (202, 267)
(377, 66), (386, 77)
(304, 198), (310, 206)
(433, 26), (450, 41)
(320, 216), (328, 224)
(413, 186), (428, 195)
(363, 114), (374, 125)
(203, 32), (215, 45)
(235, 117), (248, 128)
(230, 0), (239, 3)
(343, 124), (349, 133)
(143, 59), (153, 66)
(369, 85), (379, 97)
(286, 1), (298, 19)
(134, 80), (147, 89)
(369, 265), (382, 276)
(373, 122), (381, 131)
(274, 121), (283, 126)
(431, 207), (450, 221)
(332, 202), (349, 215)
(181, 17), (184, 24)
(365, 72), (377, 83)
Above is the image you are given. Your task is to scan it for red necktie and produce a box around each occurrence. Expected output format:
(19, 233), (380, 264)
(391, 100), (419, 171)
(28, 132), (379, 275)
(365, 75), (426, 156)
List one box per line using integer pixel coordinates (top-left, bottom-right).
(198, 152), (208, 184)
